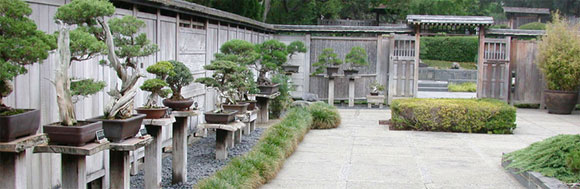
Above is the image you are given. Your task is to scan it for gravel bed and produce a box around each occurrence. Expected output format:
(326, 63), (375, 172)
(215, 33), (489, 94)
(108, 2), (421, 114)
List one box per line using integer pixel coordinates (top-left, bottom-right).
(130, 128), (265, 189)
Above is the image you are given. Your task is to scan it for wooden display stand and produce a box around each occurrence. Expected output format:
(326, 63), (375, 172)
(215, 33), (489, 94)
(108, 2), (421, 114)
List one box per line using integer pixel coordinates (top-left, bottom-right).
(0, 133), (48, 189)
(367, 95), (386, 108)
(35, 141), (110, 189)
(109, 135), (153, 189)
(200, 121), (246, 160)
(328, 77), (335, 105)
(143, 117), (175, 189)
(237, 109), (258, 135)
(348, 76), (360, 107)
(169, 110), (198, 184)
(255, 92), (280, 124)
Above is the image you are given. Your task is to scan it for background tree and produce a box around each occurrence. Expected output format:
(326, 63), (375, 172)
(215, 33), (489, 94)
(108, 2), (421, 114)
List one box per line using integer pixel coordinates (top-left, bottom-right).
(185, 0), (264, 20)
(0, 0), (56, 113)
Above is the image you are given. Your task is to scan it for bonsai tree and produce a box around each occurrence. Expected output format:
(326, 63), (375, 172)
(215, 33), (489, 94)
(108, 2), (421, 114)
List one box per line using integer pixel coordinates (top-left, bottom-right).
(311, 48), (343, 75)
(141, 61), (174, 108)
(215, 39), (260, 101)
(345, 46), (369, 71)
(255, 40), (288, 85)
(0, 0), (56, 114)
(196, 60), (248, 110)
(370, 81), (385, 95)
(286, 41), (307, 59)
(165, 60), (194, 101)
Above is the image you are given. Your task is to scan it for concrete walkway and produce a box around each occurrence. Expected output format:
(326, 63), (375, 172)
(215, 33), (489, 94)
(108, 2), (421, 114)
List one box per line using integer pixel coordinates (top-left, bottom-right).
(262, 108), (580, 189)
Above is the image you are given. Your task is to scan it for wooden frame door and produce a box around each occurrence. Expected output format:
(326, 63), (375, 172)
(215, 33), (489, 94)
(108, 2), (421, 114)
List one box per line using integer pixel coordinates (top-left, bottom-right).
(388, 35), (418, 104)
(477, 37), (511, 101)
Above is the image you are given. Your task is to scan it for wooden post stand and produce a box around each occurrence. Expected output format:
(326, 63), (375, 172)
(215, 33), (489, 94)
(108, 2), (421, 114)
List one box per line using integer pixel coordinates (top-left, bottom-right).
(255, 92), (280, 124)
(348, 76), (360, 107)
(35, 141), (110, 189)
(240, 109), (258, 135)
(169, 111), (198, 184)
(109, 135), (153, 189)
(200, 121), (245, 160)
(0, 134), (48, 189)
(328, 77), (335, 105)
(143, 117), (175, 189)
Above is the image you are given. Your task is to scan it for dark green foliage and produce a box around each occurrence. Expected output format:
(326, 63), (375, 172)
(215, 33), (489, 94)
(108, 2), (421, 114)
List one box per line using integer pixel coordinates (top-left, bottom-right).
(256, 40), (287, 85)
(70, 79), (106, 97)
(286, 41), (307, 58)
(391, 98), (517, 134)
(107, 16), (159, 66)
(215, 40), (259, 99)
(269, 74), (294, 119)
(68, 28), (107, 61)
(519, 22), (546, 30)
(345, 46), (369, 69)
(165, 60), (193, 100)
(567, 150), (580, 173)
(420, 36), (479, 62)
(53, 0), (115, 25)
(186, 0), (263, 21)
(0, 109), (27, 116)
(196, 60), (247, 104)
(309, 102), (341, 129)
(311, 48), (343, 75)
(490, 24), (510, 29)
(504, 135), (580, 183)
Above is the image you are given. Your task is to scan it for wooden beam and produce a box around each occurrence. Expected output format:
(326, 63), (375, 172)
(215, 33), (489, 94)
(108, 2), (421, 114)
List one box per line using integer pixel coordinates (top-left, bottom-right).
(413, 26), (420, 97)
(477, 26), (486, 98)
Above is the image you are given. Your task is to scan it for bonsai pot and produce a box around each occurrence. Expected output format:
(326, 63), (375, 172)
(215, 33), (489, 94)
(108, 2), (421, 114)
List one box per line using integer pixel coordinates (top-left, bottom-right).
(135, 107), (168, 119)
(43, 121), (102, 146)
(370, 92), (379, 96)
(343, 69), (359, 76)
(163, 98), (194, 111)
(258, 83), (280, 95)
(88, 114), (146, 142)
(544, 90), (578, 114)
(0, 109), (41, 142)
(204, 110), (238, 124)
(222, 103), (250, 115)
(282, 65), (300, 73)
(240, 101), (257, 110)
(326, 66), (340, 77)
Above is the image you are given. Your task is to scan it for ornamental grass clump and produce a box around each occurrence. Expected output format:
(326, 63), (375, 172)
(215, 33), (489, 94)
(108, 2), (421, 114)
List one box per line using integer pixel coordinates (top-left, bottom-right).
(504, 134), (580, 183)
(309, 102), (341, 129)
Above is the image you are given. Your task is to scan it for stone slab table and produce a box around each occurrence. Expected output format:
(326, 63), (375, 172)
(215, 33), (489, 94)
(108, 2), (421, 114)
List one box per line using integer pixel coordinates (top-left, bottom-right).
(200, 121), (245, 160)
(0, 133), (48, 189)
(143, 117), (175, 189)
(169, 110), (198, 184)
(109, 135), (153, 189)
(237, 109), (258, 135)
(367, 95), (386, 108)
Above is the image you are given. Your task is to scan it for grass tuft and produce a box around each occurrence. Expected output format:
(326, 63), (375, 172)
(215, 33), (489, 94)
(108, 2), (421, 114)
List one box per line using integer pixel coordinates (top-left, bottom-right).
(448, 82), (476, 92)
(309, 102), (341, 129)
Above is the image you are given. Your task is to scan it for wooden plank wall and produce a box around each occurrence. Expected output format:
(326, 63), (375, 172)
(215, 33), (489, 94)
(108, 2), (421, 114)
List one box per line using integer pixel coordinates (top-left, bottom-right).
(16, 1), (272, 188)
(510, 40), (544, 104)
(275, 35), (310, 98)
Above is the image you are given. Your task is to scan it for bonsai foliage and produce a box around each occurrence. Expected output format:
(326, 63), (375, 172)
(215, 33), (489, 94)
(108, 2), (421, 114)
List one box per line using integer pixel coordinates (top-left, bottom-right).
(141, 61), (174, 108)
(536, 13), (580, 91)
(196, 60), (248, 109)
(270, 74), (294, 119)
(345, 46), (369, 70)
(0, 0), (56, 113)
(165, 60), (194, 100)
(311, 48), (343, 75)
(216, 40), (260, 100)
(286, 41), (307, 59)
(256, 40), (288, 85)
(370, 81), (385, 94)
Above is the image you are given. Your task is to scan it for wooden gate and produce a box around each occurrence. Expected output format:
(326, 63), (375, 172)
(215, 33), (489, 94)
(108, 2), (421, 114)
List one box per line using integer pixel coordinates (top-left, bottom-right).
(388, 35), (418, 104)
(477, 37), (511, 101)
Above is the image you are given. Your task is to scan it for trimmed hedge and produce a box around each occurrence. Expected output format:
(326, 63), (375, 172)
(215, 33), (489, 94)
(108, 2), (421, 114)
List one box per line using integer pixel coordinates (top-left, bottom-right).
(391, 98), (516, 134)
(309, 102), (341, 129)
(518, 22), (546, 30)
(420, 36), (479, 62)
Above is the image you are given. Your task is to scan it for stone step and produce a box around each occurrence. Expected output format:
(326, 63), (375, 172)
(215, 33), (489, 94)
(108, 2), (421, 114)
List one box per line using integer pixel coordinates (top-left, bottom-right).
(418, 87), (449, 92)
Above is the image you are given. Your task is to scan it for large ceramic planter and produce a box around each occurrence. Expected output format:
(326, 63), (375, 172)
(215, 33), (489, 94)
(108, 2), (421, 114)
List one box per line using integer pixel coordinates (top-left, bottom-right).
(240, 101), (257, 110)
(343, 69), (359, 76)
(163, 98), (194, 111)
(544, 90), (578, 114)
(282, 65), (300, 73)
(258, 83), (280, 95)
(326, 66), (339, 77)
(88, 114), (146, 142)
(222, 103), (249, 115)
(0, 109), (41, 142)
(43, 121), (102, 146)
(204, 110), (238, 124)
(135, 107), (168, 119)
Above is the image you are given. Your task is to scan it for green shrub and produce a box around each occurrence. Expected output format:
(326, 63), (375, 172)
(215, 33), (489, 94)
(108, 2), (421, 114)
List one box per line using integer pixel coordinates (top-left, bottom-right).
(422, 60), (477, 70)
(420, 36), (479, 62)
(391, 98), (516, 134)
(448, 82), (476, 92)
(504, 135), (580, 183)
(567, 150), (580, 173)
(490, 24), (510, 29)
(518, 22), (546, 30)
(269, 74), (294, 119)
(308, 102), (341, 129)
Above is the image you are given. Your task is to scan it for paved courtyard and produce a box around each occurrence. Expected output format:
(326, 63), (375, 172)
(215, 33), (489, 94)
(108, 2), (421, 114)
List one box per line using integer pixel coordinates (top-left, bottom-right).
(262, 108), (580, 189)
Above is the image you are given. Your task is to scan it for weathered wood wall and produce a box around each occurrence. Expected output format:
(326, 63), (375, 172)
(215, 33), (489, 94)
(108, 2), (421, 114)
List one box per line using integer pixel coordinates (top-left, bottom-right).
(275, 35), (311, 98)
(510, 40), (544, 104)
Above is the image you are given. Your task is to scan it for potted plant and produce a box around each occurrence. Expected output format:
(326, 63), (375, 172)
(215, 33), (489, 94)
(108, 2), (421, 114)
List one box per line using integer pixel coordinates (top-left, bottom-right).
(282, 41), (307, 74)
(370, 81), (385, 96)
(196, 60), (247, 123)
(255, 40), (289, 94)
(162, 60), (195, 111)
(344, 46), (369, 76)
(136, 61), (174, 119)
(537, 14), (580, 114)
(0, 0), (56, 142)
(312, 48), (343, 77)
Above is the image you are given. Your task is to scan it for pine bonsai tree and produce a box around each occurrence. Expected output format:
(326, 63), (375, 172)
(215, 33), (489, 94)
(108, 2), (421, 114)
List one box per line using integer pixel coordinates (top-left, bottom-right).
(196, 60), (248, 110)
(286, 41), (307, 59)
(0, 0), (56, 114)
(256, 40), (288, 85)
(165, 60), (194, 101)
(141, 61), (174, 108)
(311, 48), (343, 75)
(215, 40), (259, 100)
(345, 46), (369, 70)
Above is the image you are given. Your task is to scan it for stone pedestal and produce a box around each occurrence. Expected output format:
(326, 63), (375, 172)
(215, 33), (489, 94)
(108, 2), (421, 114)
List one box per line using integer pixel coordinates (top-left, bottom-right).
(143, 117), (175, 189)
(255, 92), (280, 124)
(367, 95), (386, 108)
(35, 141), (110, 189)
(109, 135), (153, 189)
(169, 110), (198, 184)
(328, 78), (335, 105)
(0, 134), (48, 189)
(348, 77), (360, 107)
(238, 109), (258, 135)
(200, 121), (245, 160)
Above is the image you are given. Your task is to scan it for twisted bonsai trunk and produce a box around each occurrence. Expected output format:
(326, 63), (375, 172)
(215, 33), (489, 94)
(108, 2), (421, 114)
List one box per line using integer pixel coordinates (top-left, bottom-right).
(257, 69), (271, 85)
(144, 92), (159, 108)
(0, 79), (13, 112)
(55, 25), (76, 126)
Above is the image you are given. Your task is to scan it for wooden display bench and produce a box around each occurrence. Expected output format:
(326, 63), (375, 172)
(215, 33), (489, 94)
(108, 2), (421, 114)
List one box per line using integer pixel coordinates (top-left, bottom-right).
(200, 121), (246, 160)
(366, 95), (386, 108)
(236, 109), (258, 135)
(109, 135), (153, 189)
(0, 133), (48, 189)
(255, 92), (280, 124)
(142, 117), (175, 189)
(34, 140), (110, 189)
(169, 110), (199, 184)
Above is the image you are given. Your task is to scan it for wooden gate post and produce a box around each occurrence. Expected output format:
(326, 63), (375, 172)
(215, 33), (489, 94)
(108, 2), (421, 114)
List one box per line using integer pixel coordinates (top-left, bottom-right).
(348, 78), (355, 107)
(328, 77), (335, 105)
(477, 25), (486, 98)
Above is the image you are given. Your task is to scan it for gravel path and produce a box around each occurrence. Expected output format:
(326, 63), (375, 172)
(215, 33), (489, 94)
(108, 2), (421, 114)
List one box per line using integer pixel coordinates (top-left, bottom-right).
(130, 128), (265, 189)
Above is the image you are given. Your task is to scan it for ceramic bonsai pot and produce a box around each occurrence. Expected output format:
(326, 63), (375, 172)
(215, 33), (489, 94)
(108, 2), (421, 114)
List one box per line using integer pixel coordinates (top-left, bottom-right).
(258, 83), (280, 95)
(43, 121), (102, 146)
(343, 69), (359, 76)
(0, 109), (41, 142)
(204, 110), (238, 124)
(135, 107), (168, 119)
(162, 98), (194, 111)
(88, 114), (146, 142)
(544, 90), (578, 114)
(282, 65), (300, 73)
(222, 103), (250, 115)
(326, 66), (340, 77)
(240, 101), (257, 110)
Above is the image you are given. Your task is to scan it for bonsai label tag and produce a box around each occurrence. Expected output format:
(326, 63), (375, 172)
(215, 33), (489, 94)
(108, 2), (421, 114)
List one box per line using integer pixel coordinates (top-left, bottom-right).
(140, 128), (148, 136)
(95, 130), (106, 141)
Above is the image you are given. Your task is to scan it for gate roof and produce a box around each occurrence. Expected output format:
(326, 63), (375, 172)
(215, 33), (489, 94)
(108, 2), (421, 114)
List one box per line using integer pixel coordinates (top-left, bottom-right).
(406, 15), (494, 26)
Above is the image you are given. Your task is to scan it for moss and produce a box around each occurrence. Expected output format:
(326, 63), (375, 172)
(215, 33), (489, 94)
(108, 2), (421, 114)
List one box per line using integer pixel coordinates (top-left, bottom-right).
(391, 98), (516, 134)
(0, 109), (27, 116)
(448, 82), (476, 92)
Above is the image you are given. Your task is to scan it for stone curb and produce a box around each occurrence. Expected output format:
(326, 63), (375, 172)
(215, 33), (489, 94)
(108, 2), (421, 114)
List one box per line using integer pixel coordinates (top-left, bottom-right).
(501, 157), (570, 189)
